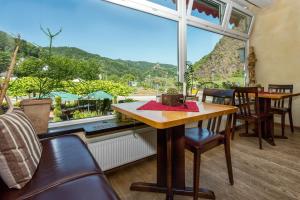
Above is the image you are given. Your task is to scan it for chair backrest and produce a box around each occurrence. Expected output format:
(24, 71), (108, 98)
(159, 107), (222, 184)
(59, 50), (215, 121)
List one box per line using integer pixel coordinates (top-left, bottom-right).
(234, 87), (259, 116)
(268, 84), (293, 109)
(199, 88), (235, 133)
(258, 86), (264, 92)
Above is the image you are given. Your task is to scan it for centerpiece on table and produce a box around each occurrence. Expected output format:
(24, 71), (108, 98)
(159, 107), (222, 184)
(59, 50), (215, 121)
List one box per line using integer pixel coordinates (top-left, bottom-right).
(161, 88), (184, 106)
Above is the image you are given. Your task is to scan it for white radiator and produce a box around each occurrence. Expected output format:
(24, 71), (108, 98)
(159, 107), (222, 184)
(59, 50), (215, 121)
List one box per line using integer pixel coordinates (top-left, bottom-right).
(87, 127), (157, 171)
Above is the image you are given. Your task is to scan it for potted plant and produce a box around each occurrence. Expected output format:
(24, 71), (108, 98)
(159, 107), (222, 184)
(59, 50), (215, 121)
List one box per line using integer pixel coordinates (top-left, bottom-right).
(161, 88), (183, 106)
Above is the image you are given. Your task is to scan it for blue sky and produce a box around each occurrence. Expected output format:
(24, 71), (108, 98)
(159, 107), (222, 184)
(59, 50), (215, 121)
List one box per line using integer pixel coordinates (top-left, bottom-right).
(0, 0), (221, 65)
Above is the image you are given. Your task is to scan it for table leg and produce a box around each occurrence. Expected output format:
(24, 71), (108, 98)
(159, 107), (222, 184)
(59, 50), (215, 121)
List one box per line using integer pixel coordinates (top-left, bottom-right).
(166, 129), (173, 200)
(259, 98), (276, 146)
(130, 124), (215, 199)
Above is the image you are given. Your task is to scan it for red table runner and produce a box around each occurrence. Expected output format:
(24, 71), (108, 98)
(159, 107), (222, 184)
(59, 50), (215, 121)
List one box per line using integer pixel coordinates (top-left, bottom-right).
(137, 100), (199, 112)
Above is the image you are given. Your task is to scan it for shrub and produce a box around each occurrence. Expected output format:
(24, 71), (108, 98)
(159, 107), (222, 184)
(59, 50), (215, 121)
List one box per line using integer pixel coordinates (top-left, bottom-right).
(53, 96), (63, 122)
(72, 110), (98, 120)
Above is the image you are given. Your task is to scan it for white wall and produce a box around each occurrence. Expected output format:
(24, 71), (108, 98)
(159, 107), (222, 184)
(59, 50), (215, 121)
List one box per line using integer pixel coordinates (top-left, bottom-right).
(250, 0), (300, 127)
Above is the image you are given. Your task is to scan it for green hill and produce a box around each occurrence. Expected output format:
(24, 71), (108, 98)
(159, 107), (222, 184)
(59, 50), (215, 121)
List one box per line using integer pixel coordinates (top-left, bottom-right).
(0, 31), (177, 82)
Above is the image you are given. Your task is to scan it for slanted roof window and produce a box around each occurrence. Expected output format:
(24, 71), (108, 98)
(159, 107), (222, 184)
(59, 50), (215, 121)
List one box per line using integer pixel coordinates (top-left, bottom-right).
(190, 0), (226, 25)
(228, 8), (252, 34)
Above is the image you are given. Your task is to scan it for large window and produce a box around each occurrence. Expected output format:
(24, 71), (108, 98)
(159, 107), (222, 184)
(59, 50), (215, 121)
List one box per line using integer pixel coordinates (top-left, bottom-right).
(0, 0), (178, 123)
(0, 0), (253, 124)
(187, 26), (246, 91)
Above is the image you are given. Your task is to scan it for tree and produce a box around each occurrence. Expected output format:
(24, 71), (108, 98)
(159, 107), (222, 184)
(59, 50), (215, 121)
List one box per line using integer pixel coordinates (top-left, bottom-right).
(75, 58), (102, 80)
(40, 26), (62, 58)
(15, 55), (77, 98)
(121, 74), (135, 85)
(8, 77), (39, 97)
(184, 62), (195, 95)
(0, 51), (11, 72)
(63, 80), (134, 97)
(19, 40), (41, 58)
(0, 31), (13, 51)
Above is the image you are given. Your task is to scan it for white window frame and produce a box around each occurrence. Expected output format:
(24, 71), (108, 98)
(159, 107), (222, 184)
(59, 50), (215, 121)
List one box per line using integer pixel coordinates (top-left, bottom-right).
(103, 0), (253, 81)
(49, 0), (255, 127)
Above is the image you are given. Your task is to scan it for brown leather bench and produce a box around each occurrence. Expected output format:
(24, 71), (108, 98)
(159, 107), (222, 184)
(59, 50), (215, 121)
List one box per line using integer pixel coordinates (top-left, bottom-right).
(0, 135), (120, 200)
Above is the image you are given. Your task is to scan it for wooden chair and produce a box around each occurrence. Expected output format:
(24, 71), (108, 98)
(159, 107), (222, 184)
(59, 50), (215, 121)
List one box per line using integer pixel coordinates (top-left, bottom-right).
(231, 87), (274, 149)
(268, 84), (294, 137)
(185, 88), (235, 200)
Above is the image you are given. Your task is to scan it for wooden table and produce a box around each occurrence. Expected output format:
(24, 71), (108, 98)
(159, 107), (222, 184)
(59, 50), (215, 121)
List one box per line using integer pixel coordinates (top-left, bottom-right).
(112, 102), (237, 200)
(246, 92), (300, 145)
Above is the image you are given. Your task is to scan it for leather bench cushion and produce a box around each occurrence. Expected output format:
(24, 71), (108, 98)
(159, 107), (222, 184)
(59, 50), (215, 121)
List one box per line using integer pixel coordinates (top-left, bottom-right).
(29, 175), (120, 200)
(0, 135), (103, 200)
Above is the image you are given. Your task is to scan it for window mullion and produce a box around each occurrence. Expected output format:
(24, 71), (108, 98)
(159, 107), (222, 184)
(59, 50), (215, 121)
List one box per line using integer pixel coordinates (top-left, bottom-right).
(222, 1), (232, 29)
(187, 0), (194, 16)
(178, 0), (187, 83)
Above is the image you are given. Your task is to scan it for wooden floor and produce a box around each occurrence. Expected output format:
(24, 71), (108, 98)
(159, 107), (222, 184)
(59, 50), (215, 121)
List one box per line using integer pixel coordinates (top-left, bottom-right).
(106, 126), (300, 200)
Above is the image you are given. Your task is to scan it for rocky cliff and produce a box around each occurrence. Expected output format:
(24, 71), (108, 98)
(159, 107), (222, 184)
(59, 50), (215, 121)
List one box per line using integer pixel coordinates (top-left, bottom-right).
(193, 36), (245, 80)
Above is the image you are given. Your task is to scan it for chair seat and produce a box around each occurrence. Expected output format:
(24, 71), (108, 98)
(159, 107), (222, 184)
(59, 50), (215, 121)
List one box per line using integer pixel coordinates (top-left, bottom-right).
(236, 112), (273, 121)
(271, 107), (290, 113)
(185, 128), (224, 149)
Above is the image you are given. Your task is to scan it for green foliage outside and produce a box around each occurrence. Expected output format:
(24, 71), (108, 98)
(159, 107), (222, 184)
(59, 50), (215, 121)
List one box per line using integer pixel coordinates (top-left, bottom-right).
(184, 62), (195, 95)
(62, 80), (134, 97)
(0, 51), (11, 72)
(72, 110), (98, 120)
(118, 98), (136, 103)
(0, 28), (246, 122)
(8, 77), (133, 101)
(100, 99), (111, 115)
(1, 30), (177, 99)
(53, 96), (62, 122)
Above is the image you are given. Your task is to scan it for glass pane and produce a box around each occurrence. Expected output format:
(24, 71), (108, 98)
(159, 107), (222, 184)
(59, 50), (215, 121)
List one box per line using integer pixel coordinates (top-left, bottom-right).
(0, 0), (178, 123)
(148, 0), (177, 10)
(228, 8), (252, 33)
(191, 0), (226, 25)
(187, 25), (245, 95)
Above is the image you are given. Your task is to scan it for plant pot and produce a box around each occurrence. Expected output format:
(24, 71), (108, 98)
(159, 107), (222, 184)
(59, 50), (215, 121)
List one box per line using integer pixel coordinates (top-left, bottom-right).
(161, 94), (183, 106)
(20, 98), (52, 135)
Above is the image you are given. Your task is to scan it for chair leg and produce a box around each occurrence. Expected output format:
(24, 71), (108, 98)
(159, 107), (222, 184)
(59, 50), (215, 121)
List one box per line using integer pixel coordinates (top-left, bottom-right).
(231, 114), (237, 140)
(224, 138), (234, 185)
(245, 121), (249, 135)
(193, 150), (201, 200)
(270, 115), (275, 142)
(257, 120), (263, 149)
(281, 113), (286, 137)
(288, 111), (294, 133)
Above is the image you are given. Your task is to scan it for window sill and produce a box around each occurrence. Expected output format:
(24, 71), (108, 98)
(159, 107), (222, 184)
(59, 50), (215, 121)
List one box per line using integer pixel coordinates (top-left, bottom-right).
(48, 115), (116, 129)
(42, 115), (145, 139)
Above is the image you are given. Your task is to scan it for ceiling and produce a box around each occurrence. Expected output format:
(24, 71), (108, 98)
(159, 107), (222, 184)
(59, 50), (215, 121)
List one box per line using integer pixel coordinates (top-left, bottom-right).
(247, 0), (273, 7)
(234, 0), (274, 8)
